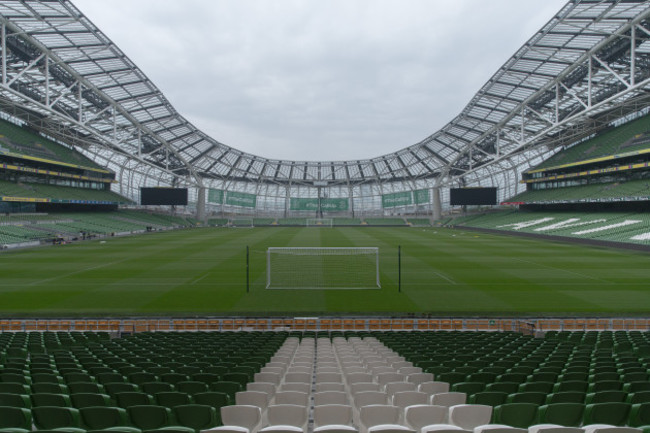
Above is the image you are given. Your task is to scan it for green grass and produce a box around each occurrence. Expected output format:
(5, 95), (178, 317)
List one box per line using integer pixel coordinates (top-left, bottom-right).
(1, 227), (649, 316)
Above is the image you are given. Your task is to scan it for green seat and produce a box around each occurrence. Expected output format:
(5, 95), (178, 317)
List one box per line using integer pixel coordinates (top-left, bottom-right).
(628, 392), (650, 404)
(518, 381), (554, 394)
(451, 381), (485, 395)
(104, 382), (139, 396)
(625, 382), (650, 393)
(583, 402), (631, 426)
(80, 406), (140, 432)
(96, 372), (126, 384)
(126, 405), (175, 431)
(191, 373), (221, 385)
(68, 382), (105, 394)
(193, 391), (230, 418)
(585, 391), (628, 404)
(553, 380), (589, 393)
(493, 403), (539, 428)
(129, 372), (158, 385)
(486, 382), (520, 394)
(507, 392), (547, 405)
(155, 391), (191, 408)
(31, 383), (68, 394)
(141, 382), (175, 395)
(589, 380), (624, 393)
(546, 392), (586, 404)
(63, 373), (94, 384)
(160, 373), (188, 386)
(115, 391), (154, 409)
(176, 381), (208, 396)
(31, 392), (72, 407)
(32, 406), (81, 430)
(31, 373), (63, 384)
(0, 382), (30, 395)
(537, 403), (585, 427)
(0, 406), (32, 431)
(438, 372), (467, 385)
(0, 373), (29, 385)
(629, 402), (650, 427)
(173, 404), (219, 432)
(210, 381), (242, 401)
(70, 392), (112, 408)
(0, 393), (30, 408)
(469, 391), (508, 407)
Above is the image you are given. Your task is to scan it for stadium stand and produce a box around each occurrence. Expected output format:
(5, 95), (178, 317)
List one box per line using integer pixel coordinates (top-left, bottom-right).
(449, 211), (650, 246)
(3, 330), (650, 432)
(363, 218), (407, 226)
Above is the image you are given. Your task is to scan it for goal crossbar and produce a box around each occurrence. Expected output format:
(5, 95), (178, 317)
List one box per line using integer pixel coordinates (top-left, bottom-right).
(266, 247), (380, 289)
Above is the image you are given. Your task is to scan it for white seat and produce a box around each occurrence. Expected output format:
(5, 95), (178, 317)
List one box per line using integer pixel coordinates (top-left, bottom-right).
(348, 373), (374, 385)
(385, 382), (417, 396)
(235, 390), (270, 410)
(408, 373), (434, 386)
(286, 369), (311, 376)
(261, 367), (285, 375)
(247, 382), (277, 397)
(274, 391), (310, 407)
(314, 391), (349, 406)
(372, 366), (399, 376)
(255, 372), (282, 386)
(266, 404), (309, 430)
(367, 425), (416, 433)
(359, 405), (401, 433)
(317, 373), (344, 383)
(313, 404), (354, 428)
(351, 383), (382, 395)
(258, 426), (304, 433)
(404, 405), (448, 432)
(354, 391), (389, 410)
(280, 383), (311, 393)
(314, 426), (359, 433)
(392, 362), (414, 370)
(220, 405), (262, 433)
(376, 373), (406, 387)
(448, 405), (492, 430)
(204, 427), (250, 433)
(392, 391), (428, 411)
(419, 382), (450, 397)
(316, 382), (346, 392)
(398, 367), (423, 376)
(431, 393), (467, 407)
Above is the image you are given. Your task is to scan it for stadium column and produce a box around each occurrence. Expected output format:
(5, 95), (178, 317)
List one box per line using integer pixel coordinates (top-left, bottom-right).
(196, 187), (206, 222)
(432, 187), (441, 221)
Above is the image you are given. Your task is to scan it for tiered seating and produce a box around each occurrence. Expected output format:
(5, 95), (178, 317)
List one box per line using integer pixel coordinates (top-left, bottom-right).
(451, 210), (650, 246)
(0, 179), (130, 204)
(277, 218), (307, 226)
(363, 218), (407, 226)
(253, 218), (276, 226)
(535, 114), (650, 170)
(334, 218), (362, 226)
(508, 179), (650, 204)
(0, 331), (286, 432)
(0, 118), (103, 169)
(407, 219), (431, 227)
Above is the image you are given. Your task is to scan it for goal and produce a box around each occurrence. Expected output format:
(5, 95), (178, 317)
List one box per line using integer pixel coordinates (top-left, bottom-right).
(229, 218), (253, 228)
(306, 218), (333, 227)
(266, 247), (380, 289)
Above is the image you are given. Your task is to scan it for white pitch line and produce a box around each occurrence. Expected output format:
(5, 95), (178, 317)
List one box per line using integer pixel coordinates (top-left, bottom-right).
(27, 257), (131, 287)
(513, 257), (609, 282)
(190, 273), (210, 285)
(433, 271), (458, 285)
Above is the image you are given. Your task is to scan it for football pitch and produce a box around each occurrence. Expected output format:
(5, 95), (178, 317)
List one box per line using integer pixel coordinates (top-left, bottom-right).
(1, 226), (650, 316)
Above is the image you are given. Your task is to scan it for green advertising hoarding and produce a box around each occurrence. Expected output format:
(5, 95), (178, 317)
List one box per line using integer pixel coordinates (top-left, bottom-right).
(414, 188), (430, 204)
(225, 191), (256, 208)
(290, 198), (349, 211)
(382, 191), (412, 208)
(208, 189), (223, 204)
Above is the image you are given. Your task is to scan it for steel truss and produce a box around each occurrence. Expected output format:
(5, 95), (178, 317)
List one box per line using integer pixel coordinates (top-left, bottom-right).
(0, 0), (648, 212)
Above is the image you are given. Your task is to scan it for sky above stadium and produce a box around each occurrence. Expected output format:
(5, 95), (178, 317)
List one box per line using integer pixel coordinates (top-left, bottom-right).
(73, 0), (566, 162)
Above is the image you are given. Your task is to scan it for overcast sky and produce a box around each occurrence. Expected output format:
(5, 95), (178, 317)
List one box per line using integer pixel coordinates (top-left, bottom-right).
(73, 0), (567, 162)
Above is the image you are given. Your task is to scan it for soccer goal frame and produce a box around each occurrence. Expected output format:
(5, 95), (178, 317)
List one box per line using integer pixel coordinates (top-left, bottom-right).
(266, 247), (380, 289)
(229, 218), (254, 228)
(306, 218), (333, 227)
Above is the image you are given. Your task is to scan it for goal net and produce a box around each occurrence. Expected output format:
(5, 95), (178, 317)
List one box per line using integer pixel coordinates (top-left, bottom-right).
(306, 218), (333, 227)
(229, 218), (253, 228)
(266, 247), (380, 289)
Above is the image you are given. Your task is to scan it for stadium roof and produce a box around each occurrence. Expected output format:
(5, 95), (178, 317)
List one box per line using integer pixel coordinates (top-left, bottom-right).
(0, 0), (649, 188)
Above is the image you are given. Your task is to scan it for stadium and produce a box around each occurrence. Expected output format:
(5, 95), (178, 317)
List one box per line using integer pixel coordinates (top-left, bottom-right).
(1, 0), (650, 432)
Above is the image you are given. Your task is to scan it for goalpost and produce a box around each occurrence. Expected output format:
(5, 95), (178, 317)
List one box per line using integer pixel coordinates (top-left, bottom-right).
(266, 247), (380, 289)
(306, 218), (333, 228)
(229, 218), (253, 228)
